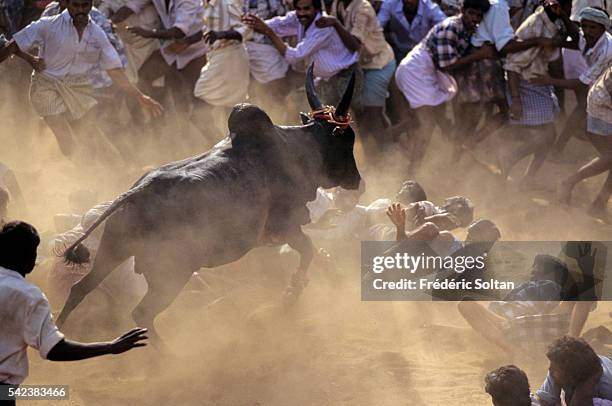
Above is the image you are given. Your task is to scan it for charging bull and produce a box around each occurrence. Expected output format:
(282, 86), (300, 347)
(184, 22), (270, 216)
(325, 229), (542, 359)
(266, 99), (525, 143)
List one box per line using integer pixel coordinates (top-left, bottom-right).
(56, 65), (361, 342)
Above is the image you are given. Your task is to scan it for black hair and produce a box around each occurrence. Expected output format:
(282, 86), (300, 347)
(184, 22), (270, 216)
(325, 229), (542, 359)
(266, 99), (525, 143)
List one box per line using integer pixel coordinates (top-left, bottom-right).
(533, 254), (569, 285)
(546, 336), (602, 385)
(293, 0), (322, 10)
(467, 219), (501, 241)
(463, 0), (491, 13)
(396, 180), (427, 204)
(485, 365), (532, 406)
(0, 221), (40, 272)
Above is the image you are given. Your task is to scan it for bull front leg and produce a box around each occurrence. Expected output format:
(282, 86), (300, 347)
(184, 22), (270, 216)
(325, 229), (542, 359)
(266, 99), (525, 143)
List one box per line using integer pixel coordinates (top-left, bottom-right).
(283, 228), (314, 304)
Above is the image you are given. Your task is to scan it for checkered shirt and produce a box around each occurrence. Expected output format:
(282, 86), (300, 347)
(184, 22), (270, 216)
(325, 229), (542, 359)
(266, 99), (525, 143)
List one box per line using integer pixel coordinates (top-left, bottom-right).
(424, 15), (472, 70)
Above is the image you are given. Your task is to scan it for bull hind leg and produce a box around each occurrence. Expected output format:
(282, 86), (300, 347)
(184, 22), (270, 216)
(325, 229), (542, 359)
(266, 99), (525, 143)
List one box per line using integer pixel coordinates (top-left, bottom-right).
(56, 230), (132, 328)
(131, 262), (193, 351)
(283, 229), (314, 305)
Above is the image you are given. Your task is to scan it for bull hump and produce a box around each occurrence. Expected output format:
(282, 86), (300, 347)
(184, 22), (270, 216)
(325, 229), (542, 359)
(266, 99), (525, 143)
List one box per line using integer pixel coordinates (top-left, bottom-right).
(227, 103), (275, 139)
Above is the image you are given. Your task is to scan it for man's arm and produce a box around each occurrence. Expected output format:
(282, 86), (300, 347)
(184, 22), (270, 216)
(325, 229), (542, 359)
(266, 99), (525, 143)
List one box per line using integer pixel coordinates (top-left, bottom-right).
(127, 26), (187, 40)
(0, 39), (18, 63)
(47, 328), (147, 361)
(106, 68), (163, 116)
(499, 37), (558, 56)
(439, 44), (498, 72)
(316, 16), (361, 52)
(507, 70), (522, 120)
(530, 75), (587, 91)
(111, 6), (136, 24)
(243, 14), (288, 55)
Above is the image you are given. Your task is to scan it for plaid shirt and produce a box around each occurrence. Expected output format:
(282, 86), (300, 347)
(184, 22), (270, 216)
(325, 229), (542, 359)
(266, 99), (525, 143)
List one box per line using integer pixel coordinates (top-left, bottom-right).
(424, 15), (472, 70)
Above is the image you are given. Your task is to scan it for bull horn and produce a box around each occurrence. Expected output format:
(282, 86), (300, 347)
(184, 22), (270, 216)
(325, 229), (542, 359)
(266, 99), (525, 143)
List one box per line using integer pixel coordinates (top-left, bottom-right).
(335, 70), (355, 118)
(306, 63), (322, 111)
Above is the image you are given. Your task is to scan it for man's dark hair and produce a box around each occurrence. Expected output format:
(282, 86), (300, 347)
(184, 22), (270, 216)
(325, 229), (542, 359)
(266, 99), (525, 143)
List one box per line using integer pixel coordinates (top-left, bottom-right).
(463, 0), (490, 13)
(546, 336), (602, 385)
(0, 221), (40, 272)
(396, 180), (427, 205)
(467, 219), (501, 241)
(484, 365), (532, 406)
(533, 254), (569, 285)
(293, 0), (322, 10)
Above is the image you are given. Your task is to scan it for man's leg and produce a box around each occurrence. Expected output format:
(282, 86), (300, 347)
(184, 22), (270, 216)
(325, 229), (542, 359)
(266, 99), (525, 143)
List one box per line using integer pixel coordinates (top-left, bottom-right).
(43, 114), (77, 159)
(409, 106), (436, 175)
(554, 88), (587, 154)
(457, 300), (516, 354)
(522, 123), (556, 183)
(590, 170), (612, 216)
(559, 134), (612, 204)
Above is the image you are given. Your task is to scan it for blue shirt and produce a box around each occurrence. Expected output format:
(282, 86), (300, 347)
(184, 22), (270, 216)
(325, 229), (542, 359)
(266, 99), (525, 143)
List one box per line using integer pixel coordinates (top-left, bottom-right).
(537, 356), (612, 404)
(377, 0), (445, 58)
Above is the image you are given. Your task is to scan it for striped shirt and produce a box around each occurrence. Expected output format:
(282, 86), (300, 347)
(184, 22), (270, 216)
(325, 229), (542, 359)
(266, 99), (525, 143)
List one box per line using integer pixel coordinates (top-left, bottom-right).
(424, 15), (472, 70)
(42, 2), (128, 89)
(203, 0), (248, 50)
(267, 11), (359, 79)
(127, 0), (207, 69)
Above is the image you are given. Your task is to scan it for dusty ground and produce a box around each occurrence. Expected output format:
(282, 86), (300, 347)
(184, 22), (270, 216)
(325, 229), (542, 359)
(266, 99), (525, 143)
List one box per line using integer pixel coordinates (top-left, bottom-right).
(2, 74), (612, 405)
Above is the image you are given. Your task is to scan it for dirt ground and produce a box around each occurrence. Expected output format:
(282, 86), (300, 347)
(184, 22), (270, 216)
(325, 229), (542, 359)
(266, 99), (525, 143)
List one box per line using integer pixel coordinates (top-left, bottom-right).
(2, 75), (612, 405)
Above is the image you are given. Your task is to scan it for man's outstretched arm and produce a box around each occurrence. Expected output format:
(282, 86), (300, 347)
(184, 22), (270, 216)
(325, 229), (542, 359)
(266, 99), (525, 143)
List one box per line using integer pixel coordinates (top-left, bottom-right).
(0, 39), (18, 63)
(47, 328), (147, 361)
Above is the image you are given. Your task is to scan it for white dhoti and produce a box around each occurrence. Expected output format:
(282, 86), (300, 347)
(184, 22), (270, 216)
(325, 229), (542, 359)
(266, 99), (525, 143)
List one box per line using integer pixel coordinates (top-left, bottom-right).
(246, 41), (289, 84)
(193, 43), (250, 107)
(395, 44), (457, 109)
(100, 0), (160, 84)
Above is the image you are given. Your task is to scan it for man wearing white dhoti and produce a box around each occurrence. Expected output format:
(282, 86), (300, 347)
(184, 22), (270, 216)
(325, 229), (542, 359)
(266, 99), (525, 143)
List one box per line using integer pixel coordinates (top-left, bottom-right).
(0, 0), (162, 162)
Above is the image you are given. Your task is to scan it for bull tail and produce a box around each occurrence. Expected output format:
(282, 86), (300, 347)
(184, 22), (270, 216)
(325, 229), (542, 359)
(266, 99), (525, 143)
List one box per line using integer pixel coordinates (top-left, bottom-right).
(62, 185), (143, 264)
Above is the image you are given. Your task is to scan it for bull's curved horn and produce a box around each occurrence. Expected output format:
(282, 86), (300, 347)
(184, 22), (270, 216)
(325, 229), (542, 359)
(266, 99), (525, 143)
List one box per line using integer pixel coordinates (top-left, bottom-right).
(335, 70), (355, 118)
(306, 63), (322, 111)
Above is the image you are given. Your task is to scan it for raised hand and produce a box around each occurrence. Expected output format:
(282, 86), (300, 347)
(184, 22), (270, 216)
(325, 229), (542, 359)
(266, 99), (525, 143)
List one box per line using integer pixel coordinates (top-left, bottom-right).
(110, 328), (148, 354)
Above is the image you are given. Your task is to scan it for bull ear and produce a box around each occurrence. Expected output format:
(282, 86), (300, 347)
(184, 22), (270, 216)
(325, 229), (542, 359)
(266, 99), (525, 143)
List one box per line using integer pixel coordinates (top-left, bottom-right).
(335, 69), (355, 118)
(299, 112), (311, 124)
(306, 63), (323, 111)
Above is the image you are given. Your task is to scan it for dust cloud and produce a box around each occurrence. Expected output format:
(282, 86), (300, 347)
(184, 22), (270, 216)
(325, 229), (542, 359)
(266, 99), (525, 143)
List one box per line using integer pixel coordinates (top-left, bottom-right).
(2, 66), (611, 405)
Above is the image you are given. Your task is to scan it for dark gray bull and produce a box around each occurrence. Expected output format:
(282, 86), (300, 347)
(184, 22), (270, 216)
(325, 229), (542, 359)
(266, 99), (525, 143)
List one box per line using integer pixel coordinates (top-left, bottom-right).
(56, 66), (361, 342)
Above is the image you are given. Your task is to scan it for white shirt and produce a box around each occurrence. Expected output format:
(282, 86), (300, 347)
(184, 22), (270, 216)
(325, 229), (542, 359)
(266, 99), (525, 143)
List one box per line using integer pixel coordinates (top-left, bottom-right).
(579, 31), (612, 86)
(13, 10), (123, 80)
(267, 12), (359, 79)
(127, 0), (208, 69)
(471, 0), (515, 51)
(0, 267), (64, 384)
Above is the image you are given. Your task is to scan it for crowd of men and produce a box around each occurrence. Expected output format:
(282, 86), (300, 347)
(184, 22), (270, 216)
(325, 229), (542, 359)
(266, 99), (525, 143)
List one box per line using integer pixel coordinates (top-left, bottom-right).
(0, 0), (611, 216)
(0, 0), (612, 402)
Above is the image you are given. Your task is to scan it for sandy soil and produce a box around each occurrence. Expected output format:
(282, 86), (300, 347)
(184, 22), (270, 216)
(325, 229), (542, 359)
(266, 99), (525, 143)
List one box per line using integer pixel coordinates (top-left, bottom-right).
(2, 76), (612, 405)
